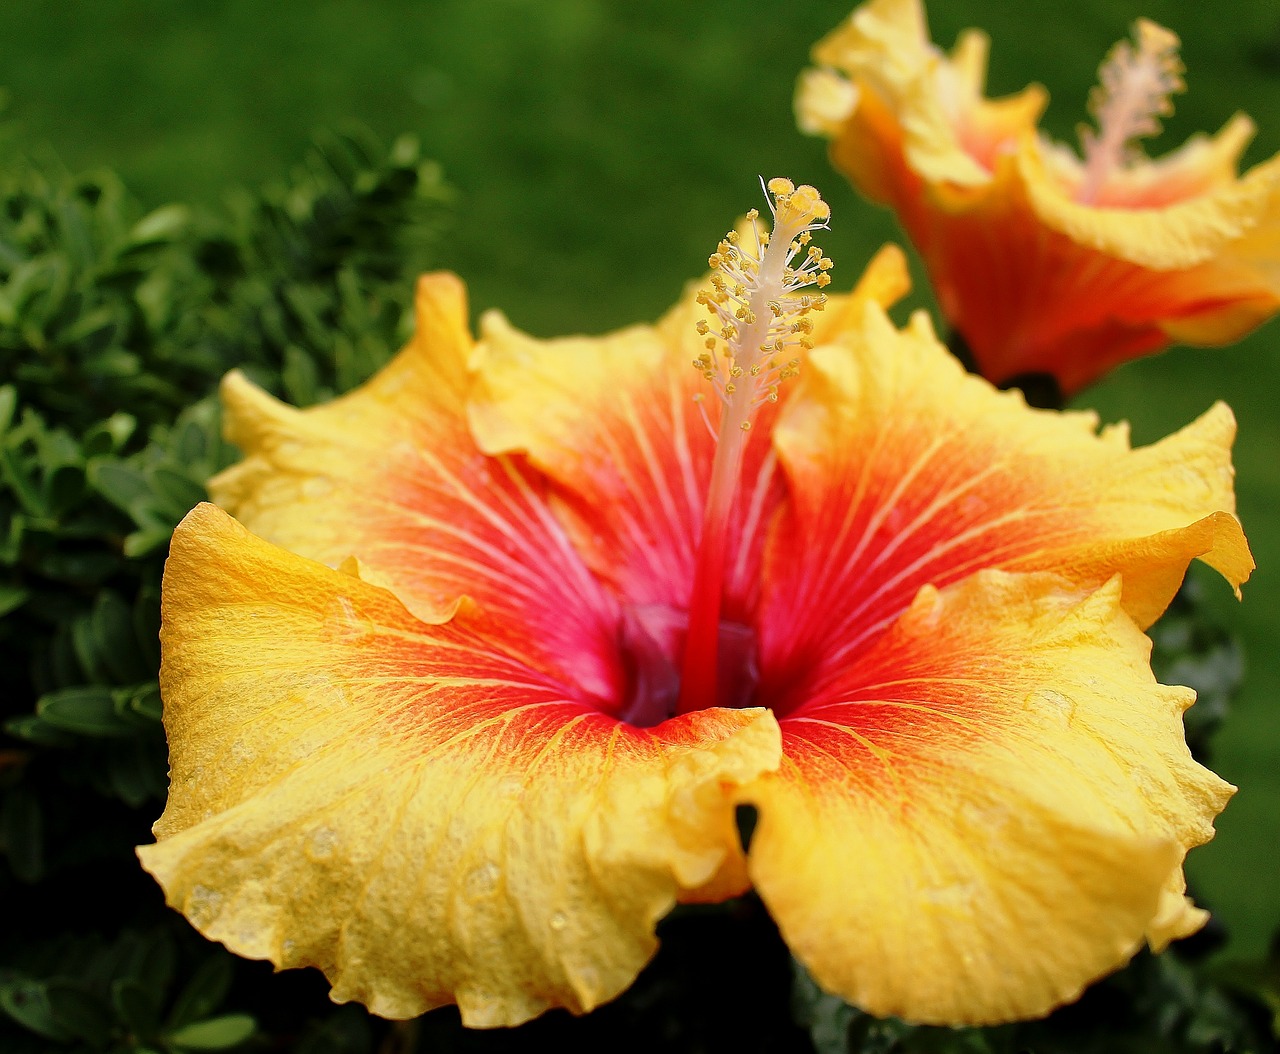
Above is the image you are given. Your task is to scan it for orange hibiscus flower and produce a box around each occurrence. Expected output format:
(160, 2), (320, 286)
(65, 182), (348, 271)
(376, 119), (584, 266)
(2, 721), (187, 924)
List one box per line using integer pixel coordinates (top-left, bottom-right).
(798, 0), (1280, 395)
(140, 182), (1251, 1028)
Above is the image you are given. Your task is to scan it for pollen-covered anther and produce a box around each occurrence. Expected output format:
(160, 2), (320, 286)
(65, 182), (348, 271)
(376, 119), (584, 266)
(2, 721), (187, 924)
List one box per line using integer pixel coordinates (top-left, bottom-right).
(690, 177), (833, 421)
(767, 178), (832, 230)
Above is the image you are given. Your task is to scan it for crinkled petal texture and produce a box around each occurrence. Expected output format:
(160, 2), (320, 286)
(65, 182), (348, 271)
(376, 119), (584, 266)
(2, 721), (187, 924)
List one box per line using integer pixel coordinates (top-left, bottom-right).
(799, 0), (1280, 392)
(140, 504), (781, 1027)
(745, 572), (1233, 1024)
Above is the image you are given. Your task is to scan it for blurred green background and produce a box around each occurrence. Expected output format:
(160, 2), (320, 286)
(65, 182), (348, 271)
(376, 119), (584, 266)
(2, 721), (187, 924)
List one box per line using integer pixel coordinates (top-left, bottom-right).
(2, 0), (1276, 956)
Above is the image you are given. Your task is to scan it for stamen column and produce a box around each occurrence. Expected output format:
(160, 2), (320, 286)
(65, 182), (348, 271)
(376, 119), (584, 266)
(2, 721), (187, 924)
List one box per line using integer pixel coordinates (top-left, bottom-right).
(676, 180), (833, 716)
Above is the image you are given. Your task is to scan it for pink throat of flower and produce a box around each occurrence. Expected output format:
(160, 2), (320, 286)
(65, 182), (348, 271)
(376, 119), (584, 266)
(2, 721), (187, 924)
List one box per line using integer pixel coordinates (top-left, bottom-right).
(618, 603), (759, 727)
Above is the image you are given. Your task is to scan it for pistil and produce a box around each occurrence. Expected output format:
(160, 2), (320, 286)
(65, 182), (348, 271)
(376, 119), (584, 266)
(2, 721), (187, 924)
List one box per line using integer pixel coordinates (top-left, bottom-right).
(675, 179), (833, 716)
(1077, 19), (1185, 204)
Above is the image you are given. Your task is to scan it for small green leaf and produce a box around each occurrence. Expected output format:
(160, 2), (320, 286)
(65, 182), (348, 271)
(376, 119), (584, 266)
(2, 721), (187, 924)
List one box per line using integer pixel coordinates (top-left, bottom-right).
(59, 304), (121, 347)
(126, 682), (164, 722)
(166, 1013), (256, 1051)
(89, 460), (152, 516)
(46, 983), (114, 1043)
(127, 204), (191, 247)
(93, 591), (148, 683)
(0, 385), (16, 433)
(124, 524), (176, 559)
(83, 413), (137, 457)
(42, 462), (87, 517)
(147, 466), (207, 520)
(37, 685), (134, 738)
(167, 955), (234, 1030)
(3, 714), (79, 748)
(0, 978), (72, 1041)
(0, 583), (30, 618)
(113, 978), (160, 1040)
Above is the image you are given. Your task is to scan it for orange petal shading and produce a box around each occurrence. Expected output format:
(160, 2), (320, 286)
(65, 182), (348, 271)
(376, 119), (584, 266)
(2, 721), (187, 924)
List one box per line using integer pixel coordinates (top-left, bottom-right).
(210, 273), (624, 709)
(139, 504), (781, 1027)
(745, 572), (1233, 1025)
(761, 303), (1251, 711)
(799, 0), (1280, 393)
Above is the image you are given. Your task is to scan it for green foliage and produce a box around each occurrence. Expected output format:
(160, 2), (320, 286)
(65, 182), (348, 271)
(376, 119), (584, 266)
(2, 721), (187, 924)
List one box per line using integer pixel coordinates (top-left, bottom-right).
(0, 128), (448, 1053)
(794, 948), (1278, 1054)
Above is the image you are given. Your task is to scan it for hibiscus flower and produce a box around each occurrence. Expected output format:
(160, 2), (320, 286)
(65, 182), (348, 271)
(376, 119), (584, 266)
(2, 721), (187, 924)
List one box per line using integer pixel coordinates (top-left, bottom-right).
(797, 0), (1280, 396)
(140, 181), (1251, 1027)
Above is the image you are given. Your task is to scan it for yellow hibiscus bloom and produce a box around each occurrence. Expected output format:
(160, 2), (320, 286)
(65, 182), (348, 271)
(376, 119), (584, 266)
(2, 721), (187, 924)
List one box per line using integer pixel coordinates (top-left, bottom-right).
(140, 182), (1251, 1027)
(797, 0), (1280, 396)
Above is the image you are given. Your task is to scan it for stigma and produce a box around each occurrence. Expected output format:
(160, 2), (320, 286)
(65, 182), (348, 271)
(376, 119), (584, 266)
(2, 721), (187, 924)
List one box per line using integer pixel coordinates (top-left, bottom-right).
(1077, 19), (1185, 203)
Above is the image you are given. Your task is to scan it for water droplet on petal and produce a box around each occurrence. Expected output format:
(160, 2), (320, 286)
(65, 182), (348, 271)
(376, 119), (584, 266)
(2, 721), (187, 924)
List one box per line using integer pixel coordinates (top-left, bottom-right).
(464, 861), (501, 898)
(188, 884), (224, 925)
(328, 596), (375, 645)
(549, 912), (568, 931)
(303, 477), (333, 500)
(308, 826), (337, 859)
(1032, 689), (1076, 723)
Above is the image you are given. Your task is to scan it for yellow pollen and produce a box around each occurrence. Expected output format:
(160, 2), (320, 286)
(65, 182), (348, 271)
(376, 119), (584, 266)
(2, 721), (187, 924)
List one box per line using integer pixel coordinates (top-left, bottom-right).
(690, 177), (833, 435)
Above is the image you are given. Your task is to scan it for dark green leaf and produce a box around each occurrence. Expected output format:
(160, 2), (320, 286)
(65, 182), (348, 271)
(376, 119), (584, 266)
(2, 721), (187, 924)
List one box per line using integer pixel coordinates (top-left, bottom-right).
(37, 685), (134, 737)
(89, 461), (152, 516)
(167, 955), (234, 1030)
(1, 784), (43, 882)
(3, 714), (79, 747)
(146, 467), (206, 521)
(0, 978), (73, 1041)
(0, 583), (30, 618)
(93, 591), (148, 683)
(46, 983), (114, 1044)
(113, 979), (160, 1041)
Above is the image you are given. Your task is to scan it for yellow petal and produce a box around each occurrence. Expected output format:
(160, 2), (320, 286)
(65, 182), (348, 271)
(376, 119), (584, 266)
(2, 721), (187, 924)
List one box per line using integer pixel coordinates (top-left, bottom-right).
(807, 0), (1046, 191)
(760, 302), (1250, 705)
(812, 242), (913, 341)
(139, 504), (781, 1026)
(1020, 136), (1280, 271)
(746, 571), (1233, 1024)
